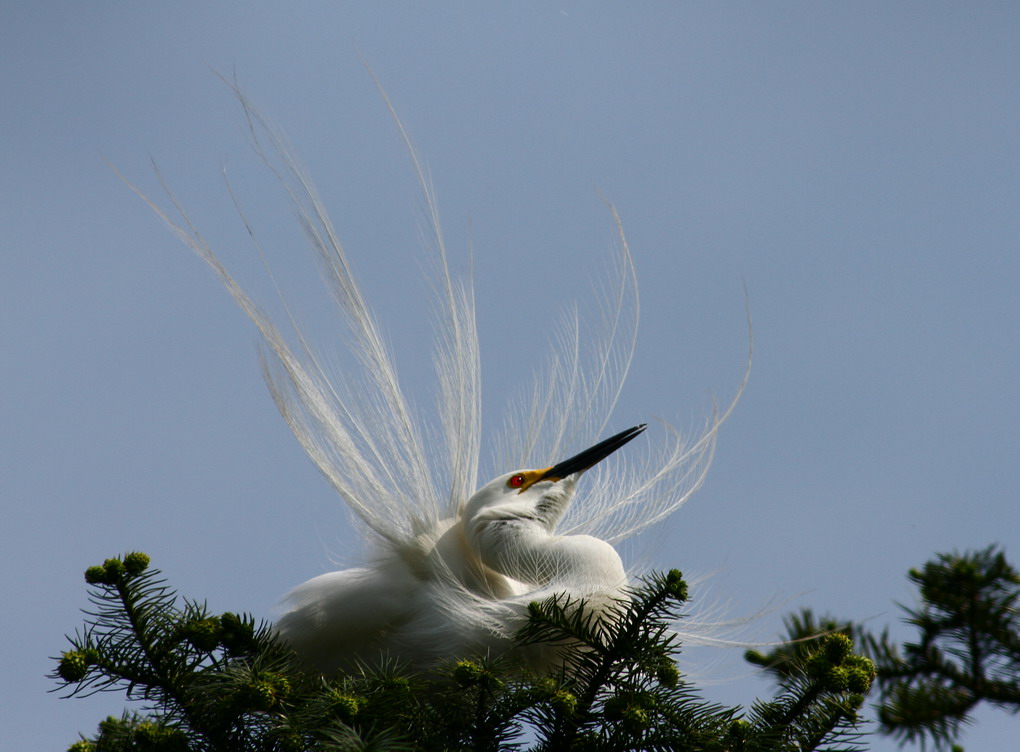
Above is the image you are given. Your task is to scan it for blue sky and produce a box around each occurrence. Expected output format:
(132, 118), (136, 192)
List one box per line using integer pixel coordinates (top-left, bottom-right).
(3, 3), (1018, 749)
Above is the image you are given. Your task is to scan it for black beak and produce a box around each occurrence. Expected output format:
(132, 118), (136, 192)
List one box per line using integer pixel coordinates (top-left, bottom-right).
(539, 424), (647, 481)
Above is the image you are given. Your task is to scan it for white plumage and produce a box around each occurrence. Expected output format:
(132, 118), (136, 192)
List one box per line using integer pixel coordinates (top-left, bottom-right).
(278, 429), (644, 673)
(126, 80), (745, 675)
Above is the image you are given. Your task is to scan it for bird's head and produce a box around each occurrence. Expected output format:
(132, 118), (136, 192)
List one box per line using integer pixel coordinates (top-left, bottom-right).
(462, 424), (647, 534)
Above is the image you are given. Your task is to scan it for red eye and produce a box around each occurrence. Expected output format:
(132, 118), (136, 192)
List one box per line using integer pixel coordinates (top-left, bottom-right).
(508, 474), (526, 488)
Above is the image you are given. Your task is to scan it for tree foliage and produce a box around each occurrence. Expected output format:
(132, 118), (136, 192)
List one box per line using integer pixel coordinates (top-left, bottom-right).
(746, 546), (1020, 751)
(55, 554), (874, 751)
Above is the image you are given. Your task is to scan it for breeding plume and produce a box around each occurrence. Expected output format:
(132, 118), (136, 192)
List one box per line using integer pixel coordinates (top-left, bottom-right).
(131, 83), (743, 674)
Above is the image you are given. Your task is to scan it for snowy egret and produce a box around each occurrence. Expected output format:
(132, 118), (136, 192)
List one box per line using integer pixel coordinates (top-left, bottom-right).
(278, 424), (646, 673)
(126, 80), (745, 675)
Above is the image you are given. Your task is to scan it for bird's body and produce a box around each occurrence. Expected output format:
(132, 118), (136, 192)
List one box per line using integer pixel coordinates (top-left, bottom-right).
(277, 432), (640, 673)
(132, 80), (744, 675)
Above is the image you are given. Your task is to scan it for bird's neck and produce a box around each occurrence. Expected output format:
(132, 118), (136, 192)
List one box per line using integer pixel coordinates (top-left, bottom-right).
(417, 517), (525, 599)
(466, 512), (626, 591)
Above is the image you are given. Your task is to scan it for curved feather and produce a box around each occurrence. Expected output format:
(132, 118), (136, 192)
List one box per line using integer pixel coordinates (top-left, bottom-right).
(120, 77), (745, 570)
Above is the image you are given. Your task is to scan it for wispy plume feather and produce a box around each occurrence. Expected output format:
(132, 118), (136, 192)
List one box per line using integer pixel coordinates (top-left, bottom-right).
(115, 74), (749, 672)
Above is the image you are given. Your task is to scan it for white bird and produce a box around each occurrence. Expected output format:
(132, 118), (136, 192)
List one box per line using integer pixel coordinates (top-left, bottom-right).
(277, 425), (646, 673)
(126, 80), (745, 675)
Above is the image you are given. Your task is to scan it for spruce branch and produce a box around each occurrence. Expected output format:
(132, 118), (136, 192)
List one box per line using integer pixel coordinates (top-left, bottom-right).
(56, 556), (881, 751)
(874, 546), (1020, 750)
(747, 545), (1020, 752)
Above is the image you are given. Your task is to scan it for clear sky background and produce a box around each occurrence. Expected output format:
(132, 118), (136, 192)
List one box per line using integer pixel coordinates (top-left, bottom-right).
(3, 3), (1018, 749)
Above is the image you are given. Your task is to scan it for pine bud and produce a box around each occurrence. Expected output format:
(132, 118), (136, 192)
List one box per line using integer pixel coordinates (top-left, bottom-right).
(244, 672), (291, 711)
(654, 658), (680, 687)
(123, 552), (150, 576)
(57, 650), (91, 683)
(727, 718), (750, 743)
(534, 677), (577, 713)
(622, 707), (649, 732)
(84, 566), (109, 585)
(452, 659), (483, 687)
(846, 657), (876, 693)
(381, 676), (411, 693)
(103, 558), (126, 580)
(250, 682), (277, 710)
(98, 716), (122, 736)
(821, 633), (852, 664)
(551, 688), (577, 714)
(219, 612), (256, 655)
(665, 569), (688, 601)
(823, 666), (850, 692)
(329, 691), (362, 723)
(134, 722), (188, 751)
(605, 692), (655, 732)
(181, 617), (222, 652)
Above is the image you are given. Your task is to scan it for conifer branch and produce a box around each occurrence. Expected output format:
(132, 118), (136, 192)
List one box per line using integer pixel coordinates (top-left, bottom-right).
(55, 555), (877, 751)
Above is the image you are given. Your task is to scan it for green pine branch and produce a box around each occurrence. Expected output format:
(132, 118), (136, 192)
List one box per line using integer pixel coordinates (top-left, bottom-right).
(55, 555), (876, 752)
(746, 545), (1020, 752)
